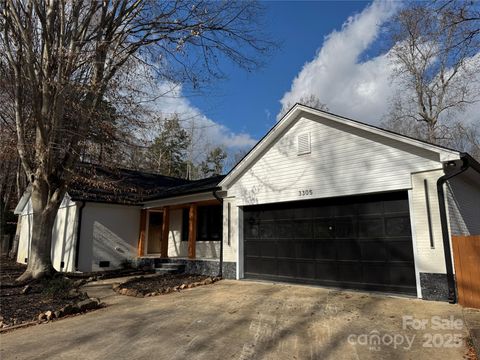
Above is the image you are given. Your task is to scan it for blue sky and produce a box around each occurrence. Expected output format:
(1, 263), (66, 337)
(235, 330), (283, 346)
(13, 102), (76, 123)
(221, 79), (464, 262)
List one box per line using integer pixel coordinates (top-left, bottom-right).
(147, 0), (478, 159)
(188, 1), (370, 140)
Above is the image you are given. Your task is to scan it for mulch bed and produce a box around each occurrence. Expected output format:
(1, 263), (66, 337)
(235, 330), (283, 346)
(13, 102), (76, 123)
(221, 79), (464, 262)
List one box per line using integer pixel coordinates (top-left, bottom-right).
(0, 256), (88, 328)
(114, 274), (220, 297)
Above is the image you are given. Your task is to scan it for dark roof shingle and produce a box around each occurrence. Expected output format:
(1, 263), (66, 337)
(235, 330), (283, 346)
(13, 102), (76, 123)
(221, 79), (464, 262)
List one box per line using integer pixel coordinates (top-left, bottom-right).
(69, 163), (222, 205)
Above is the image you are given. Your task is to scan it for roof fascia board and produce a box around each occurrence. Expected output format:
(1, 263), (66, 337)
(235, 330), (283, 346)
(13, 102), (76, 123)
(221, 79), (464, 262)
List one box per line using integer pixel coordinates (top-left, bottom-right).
(304, 106), (460, 161)
(142, 191), (217, 208)
(219, 105), (461, 188)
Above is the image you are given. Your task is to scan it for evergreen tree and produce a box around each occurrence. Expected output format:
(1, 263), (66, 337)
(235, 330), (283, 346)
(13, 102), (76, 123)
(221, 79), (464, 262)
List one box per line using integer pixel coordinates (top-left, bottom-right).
(200, 147), (227, 178)
(148, 115), (191, 178)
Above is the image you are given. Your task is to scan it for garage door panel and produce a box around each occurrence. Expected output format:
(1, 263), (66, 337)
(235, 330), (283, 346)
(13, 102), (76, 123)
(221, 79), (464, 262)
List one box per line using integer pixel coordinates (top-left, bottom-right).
(277, 240), (295, 258)
(358, 218), (384, 238)
(295, 241), (315, 259)
(361, 239), (387, 261)
(245, 241), (261, 256)
(253, 257), (277, 276)
(244, 191), (416, 295)
(336, 239), (361, 260)
(314, 220), (334, 238)
(385, 217), (411, 236)
(259, 223), (276, 238)
(363, 263), (391, 285)
(357, 201), (383, 215)
(316, 261), (338, 281)
(276, 222), (294, 238)
(245, 223), (259, 238)
(337, 262), (363, 282)
(388, 239), (415, 261)
(260, 241), (277, 257)
(278, 259), (296, 277)
(384, 199), (409, 213)
(389, 264), (417, 286)
(297, 261), (316, 279)
(294, 220), (313, 238)
(315, 242), (337, 260)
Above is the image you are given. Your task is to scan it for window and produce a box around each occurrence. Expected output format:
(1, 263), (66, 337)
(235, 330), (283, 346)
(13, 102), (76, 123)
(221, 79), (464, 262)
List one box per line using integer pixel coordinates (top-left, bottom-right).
(181, 208), (189, 242)
(181, 205), (223, 242)
(197, 205), (222, 241)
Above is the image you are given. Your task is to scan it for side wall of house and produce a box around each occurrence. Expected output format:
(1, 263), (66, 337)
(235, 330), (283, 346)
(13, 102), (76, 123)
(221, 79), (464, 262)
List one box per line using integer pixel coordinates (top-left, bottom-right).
(409, 170), (453, 300)
(446, 168), (480, 236)
(16, 197), (78, 272)
(78, 203), (141, 272)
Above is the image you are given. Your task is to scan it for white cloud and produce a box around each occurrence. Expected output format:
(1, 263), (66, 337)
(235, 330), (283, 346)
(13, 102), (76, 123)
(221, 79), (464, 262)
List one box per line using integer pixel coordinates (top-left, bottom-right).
(279, 1), (399, 123)
(146, 82), (256, 149)
(116, 61), (257, 163)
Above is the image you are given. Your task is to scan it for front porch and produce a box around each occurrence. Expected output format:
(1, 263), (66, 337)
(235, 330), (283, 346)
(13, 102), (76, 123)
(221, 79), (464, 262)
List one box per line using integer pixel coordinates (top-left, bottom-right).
(135, 193), (236, 278)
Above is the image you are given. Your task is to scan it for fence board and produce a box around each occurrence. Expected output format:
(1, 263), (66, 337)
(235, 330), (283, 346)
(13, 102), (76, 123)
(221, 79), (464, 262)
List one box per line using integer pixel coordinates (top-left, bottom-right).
(452, 235), (480, 309)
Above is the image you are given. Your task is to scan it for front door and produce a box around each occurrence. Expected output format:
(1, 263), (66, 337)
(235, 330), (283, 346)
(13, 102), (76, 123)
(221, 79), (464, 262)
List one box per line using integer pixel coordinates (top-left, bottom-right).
(147, 211), (163, 254)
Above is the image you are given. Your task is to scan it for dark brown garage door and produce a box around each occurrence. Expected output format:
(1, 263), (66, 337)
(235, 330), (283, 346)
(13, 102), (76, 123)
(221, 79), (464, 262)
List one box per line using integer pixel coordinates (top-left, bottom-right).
(243, 191), (417, 295)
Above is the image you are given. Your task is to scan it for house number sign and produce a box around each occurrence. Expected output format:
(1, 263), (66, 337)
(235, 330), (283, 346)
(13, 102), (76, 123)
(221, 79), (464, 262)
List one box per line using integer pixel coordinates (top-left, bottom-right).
(298, 189), (313, 196)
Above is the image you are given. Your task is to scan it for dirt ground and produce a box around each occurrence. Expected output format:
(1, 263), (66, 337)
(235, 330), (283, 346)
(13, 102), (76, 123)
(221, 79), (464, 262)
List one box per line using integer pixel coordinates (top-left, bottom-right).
(0, 257), (83, 327)
(118, 274), (215, 296)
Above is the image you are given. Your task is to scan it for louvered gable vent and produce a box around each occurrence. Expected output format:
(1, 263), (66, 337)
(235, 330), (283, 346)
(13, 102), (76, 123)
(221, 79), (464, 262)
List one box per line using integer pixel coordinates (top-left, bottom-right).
(297, 133), (311, 155)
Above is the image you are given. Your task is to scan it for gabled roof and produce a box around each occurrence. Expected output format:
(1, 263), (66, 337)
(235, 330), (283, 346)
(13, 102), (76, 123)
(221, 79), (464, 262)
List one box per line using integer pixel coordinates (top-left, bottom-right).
(219, 104), (462, 189)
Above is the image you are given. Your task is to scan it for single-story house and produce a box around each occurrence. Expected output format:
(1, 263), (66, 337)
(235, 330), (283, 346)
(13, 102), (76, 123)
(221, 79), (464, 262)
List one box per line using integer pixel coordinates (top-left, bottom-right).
(15, 104), (480, 302)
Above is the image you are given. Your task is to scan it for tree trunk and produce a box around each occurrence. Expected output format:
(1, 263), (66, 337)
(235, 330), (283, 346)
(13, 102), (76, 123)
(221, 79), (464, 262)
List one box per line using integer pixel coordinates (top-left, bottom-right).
(16, 181), (62, 282)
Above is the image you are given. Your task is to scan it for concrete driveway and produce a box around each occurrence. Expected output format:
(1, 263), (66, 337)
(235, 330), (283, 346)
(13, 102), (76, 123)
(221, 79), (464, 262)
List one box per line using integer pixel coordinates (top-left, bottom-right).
(0, 279), (474, 359)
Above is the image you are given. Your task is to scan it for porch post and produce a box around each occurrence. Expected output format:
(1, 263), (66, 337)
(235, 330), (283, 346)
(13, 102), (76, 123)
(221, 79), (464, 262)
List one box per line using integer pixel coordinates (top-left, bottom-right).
(188, 204), (197, 259)
(137, 209), (147, 257)
(161, 207), (170, 258)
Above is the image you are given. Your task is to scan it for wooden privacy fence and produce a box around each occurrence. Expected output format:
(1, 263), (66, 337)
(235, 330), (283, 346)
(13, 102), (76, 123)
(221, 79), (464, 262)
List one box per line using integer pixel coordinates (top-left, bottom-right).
(452, 235), (480, 309)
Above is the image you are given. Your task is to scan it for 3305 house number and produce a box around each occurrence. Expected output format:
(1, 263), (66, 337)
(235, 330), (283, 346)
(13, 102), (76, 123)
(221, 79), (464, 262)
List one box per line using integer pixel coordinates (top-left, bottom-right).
(298, 189), (313, 196)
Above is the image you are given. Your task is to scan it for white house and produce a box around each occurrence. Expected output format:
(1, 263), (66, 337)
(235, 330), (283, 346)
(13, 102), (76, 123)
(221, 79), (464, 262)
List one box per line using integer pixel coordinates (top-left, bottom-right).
(15, 105), (480, 302)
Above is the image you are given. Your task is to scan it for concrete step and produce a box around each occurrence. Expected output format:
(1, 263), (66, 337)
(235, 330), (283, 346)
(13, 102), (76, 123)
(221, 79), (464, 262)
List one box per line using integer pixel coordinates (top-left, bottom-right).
(158, 263), (186, 269)
(154, 268), (179, 275)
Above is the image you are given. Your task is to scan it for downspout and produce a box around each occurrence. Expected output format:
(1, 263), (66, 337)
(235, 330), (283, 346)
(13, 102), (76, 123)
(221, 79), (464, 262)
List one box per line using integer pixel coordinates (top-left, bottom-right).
(74, 201), (86, 271)
(436, 155), (470, 303)
(213, 189), (223, 278)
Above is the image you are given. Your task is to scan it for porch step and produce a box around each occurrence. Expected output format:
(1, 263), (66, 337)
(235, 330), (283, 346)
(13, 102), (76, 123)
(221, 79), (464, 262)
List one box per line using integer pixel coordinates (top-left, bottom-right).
(160, 263), (185, 269)
(154, 262), (186, 275)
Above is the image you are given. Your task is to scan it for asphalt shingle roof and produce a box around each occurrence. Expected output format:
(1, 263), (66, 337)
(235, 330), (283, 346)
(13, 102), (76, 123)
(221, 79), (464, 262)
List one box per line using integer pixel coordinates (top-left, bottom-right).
(68, 163), (223, 205)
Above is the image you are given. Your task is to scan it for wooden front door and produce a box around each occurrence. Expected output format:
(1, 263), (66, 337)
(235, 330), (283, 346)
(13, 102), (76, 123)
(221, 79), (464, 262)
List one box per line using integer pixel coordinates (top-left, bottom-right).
(147, 211), (163, 254)
(452, 235), (480, 308)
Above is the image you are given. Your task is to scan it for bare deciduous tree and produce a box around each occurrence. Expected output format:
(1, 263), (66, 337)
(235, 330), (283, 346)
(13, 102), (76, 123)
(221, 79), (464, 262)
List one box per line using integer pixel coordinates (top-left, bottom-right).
(278, 94), (328, 119)
(0, 0), (272, 281)
(386, 0), (480, 144)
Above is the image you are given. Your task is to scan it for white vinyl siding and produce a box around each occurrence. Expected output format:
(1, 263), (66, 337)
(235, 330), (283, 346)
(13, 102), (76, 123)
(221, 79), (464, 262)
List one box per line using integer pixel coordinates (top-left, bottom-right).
(16, 196), (78, 272)
(228, 116), (443, 206)
(446, 168), (480, 236)
(410, 170), (447, 274)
